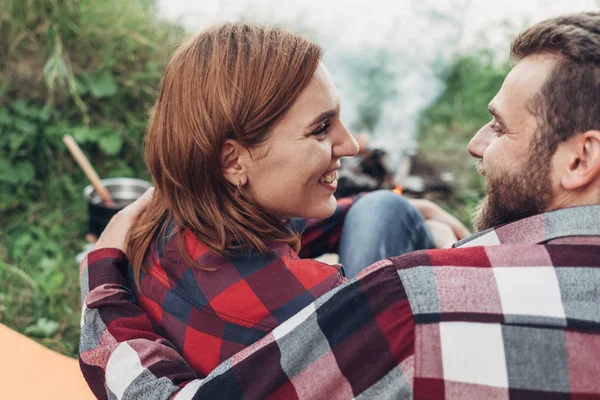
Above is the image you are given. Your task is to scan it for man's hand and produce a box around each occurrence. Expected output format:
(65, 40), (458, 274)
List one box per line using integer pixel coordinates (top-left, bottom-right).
(408, 198), (470, 248)
(93, 187), (154, 252)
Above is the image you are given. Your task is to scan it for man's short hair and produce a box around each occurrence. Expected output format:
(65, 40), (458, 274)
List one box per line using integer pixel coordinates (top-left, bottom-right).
(511, 12), (600, 155)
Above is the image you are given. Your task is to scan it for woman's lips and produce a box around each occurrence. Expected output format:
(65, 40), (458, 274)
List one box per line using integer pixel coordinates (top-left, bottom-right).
(318, 170), (338, 184)
(318, 170), (338, 191)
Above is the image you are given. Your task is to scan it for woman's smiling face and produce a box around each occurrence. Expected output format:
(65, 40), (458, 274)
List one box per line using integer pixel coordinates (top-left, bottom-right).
(241, 63), (359, 219)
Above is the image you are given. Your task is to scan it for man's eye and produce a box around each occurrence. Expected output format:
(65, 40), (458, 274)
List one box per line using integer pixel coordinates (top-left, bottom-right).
(312, 122), (330, 137)
(491, 121), (506, 136)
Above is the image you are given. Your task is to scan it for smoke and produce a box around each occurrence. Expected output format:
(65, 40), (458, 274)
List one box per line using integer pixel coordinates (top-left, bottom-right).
(319, 0), (469, 169)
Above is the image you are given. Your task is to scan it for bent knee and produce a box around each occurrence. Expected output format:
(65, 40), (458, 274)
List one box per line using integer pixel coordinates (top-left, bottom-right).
(350, 190), (423, 222)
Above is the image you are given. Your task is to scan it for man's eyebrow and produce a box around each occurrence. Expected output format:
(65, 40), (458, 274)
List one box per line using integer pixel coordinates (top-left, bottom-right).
(488, 103), (508, 127)
(307, 107), (340, 128)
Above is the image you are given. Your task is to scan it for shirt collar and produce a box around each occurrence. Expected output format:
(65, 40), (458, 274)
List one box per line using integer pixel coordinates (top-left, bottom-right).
(454, 205), (600, 248)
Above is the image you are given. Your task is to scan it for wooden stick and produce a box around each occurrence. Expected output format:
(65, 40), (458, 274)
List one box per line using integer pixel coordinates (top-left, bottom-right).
(62, 135), (115, 206)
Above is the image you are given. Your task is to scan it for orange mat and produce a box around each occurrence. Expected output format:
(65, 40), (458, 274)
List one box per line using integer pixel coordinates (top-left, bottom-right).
(0, 323), (94, 399)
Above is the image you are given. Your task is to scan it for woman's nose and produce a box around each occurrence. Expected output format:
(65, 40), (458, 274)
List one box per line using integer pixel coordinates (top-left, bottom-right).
(333, 124), (359, 158)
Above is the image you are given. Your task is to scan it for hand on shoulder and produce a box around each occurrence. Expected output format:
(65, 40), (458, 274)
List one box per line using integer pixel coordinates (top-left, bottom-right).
(93, 187), (154, 253)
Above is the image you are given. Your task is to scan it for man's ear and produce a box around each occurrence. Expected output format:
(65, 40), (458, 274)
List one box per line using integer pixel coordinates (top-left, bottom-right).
(561, 130), (600, 190)
(221, 139), (248, 186)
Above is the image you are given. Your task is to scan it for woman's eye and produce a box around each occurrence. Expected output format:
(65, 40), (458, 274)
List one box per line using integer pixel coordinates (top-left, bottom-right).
(312, 122), (330, 138)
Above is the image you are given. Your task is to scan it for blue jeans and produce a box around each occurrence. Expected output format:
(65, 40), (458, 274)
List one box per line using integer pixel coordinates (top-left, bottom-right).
(338, 190), (435, 279)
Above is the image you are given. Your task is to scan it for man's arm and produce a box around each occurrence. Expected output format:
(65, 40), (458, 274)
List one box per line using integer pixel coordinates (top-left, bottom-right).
(200, 257), (416, 399)
(80, 248), (415, 399)
(80, 248), (203, 399)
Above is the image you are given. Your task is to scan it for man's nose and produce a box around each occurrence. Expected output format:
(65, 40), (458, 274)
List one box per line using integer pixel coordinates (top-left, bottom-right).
(468, 125), (493, 159)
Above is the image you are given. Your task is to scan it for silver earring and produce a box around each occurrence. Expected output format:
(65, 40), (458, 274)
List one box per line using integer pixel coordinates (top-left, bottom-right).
(236, 180), (244, 197)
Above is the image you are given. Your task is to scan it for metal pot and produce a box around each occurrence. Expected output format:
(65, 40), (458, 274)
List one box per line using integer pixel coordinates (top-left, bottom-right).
(83, 177), (153, 236)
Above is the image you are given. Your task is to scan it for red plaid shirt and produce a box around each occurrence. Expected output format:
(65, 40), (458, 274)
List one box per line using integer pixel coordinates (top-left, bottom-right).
(82, 197), (354, 381)
(80, 205), (600, 399)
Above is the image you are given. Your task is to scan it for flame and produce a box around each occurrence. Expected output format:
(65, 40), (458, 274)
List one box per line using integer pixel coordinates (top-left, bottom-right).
(392, 185), (403, 195)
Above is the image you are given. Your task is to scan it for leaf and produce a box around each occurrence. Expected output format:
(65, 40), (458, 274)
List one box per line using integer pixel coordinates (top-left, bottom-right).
(9, 134), (26, 152)
(88, 71), (118, 98)
(0, 189), (18, 212)
(24, 318), (60, 338)
(0, 159), (11, 179)
(0, 108), (10, 125)
(11, 100), (29, 116)
(74, 77), (89, 95)
(14, 162), (36, 183)
(37, 107), (53, 122)
(42, 271), (66, 293)
(10, 232), (33, 260)
(39, 256), (58, 272)
(71, 127), (91, 143)
(70, 126), (104, 144)
(43, 121), (69, 143)
(99, 132), (124, 155)
(14, 118), (37, 135)
(0, 161), (35, 184)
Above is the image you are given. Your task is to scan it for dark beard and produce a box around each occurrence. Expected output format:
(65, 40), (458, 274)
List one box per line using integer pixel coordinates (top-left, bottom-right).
(473, 154), (554, 232)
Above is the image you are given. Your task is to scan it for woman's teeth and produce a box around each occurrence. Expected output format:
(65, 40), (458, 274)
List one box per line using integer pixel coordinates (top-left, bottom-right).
(319, 170), (338, 184)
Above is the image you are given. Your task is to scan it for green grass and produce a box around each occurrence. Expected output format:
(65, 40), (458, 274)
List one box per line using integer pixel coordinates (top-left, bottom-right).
(1, 201), (87, 355)
(0, 0), (183, 357)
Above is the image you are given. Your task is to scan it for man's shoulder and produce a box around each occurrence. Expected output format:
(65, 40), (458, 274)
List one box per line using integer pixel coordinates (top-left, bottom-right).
(386, 245), (496, 271)
(388, 242), (600, 325)
(389, 242), (600, 271)
(394, 243), (600, 399)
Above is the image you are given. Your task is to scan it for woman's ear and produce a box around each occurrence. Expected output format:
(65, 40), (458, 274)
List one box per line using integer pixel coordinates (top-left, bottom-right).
(221, 139), (248, 186)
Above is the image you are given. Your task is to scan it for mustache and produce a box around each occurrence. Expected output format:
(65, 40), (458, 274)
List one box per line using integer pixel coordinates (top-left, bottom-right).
(476, 160), (486, 177)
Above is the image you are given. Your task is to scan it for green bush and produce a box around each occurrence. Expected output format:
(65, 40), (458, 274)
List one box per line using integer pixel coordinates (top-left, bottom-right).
(0, 0), (184, 355)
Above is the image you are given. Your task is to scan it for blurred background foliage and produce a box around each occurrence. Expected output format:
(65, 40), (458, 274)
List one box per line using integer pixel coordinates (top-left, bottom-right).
(418, 52), (510, 224)
(0, 0), (184, 355)
(1, 0), (510, 356)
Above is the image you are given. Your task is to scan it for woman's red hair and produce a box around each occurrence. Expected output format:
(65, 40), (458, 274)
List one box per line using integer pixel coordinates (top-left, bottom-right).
(127, 23), (322, 288)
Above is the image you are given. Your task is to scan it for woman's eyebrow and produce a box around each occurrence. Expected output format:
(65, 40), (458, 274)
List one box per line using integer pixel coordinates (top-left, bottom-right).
(306, 107), (340, 128)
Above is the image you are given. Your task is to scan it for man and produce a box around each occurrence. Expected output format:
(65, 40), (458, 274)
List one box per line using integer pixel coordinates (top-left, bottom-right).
(80, 12), (600, 399)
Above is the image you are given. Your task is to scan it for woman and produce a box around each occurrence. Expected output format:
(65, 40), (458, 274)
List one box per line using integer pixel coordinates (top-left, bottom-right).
(80, 22), (467, 399)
